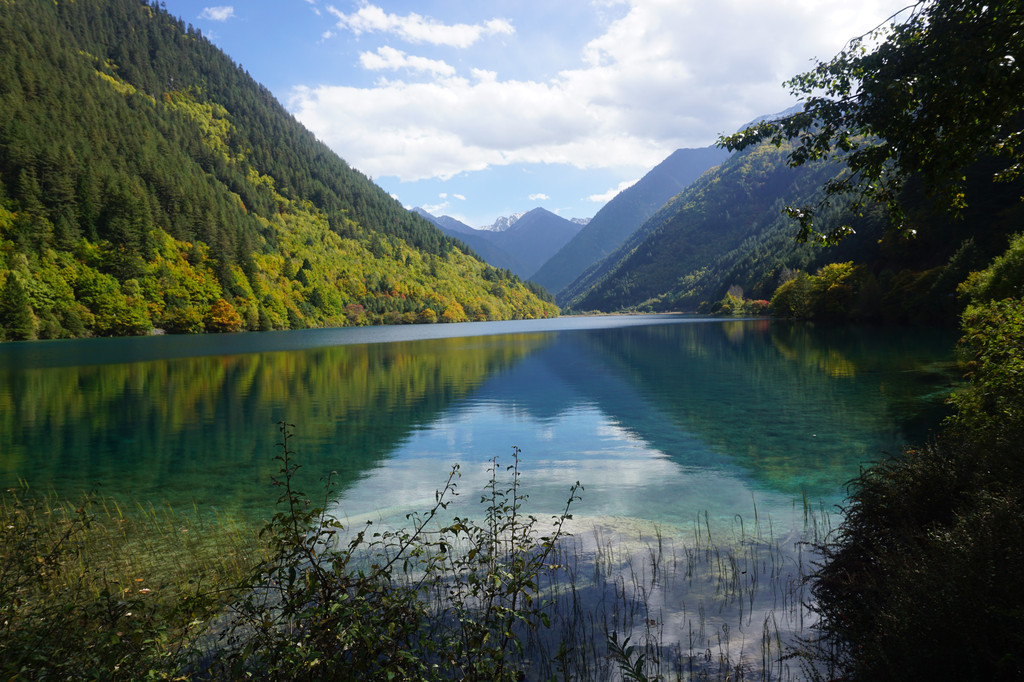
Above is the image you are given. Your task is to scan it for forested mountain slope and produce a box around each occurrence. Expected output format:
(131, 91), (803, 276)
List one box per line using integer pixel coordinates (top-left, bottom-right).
(532, 145), (730, 299)
(562, 140), (1023, 323)
(561, 142), (851, 311)
(0, 0), (556, 341)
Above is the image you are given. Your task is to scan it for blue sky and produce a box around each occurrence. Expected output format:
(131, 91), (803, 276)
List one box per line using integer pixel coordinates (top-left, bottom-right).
(160, 0), (910, 227)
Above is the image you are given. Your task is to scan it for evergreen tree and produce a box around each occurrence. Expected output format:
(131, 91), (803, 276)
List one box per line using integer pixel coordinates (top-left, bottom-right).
(0, 274), (34, 340)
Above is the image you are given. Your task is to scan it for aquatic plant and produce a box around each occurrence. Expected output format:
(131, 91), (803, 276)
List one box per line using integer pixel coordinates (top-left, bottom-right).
(208, 424), (582, 680)
(1, 425), (823, 680)
(0, 487), (261, 678)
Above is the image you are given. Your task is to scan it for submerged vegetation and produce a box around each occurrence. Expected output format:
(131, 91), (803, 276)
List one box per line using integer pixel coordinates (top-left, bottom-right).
(3, 424), (830, 680)
(0, 489), (264, 678)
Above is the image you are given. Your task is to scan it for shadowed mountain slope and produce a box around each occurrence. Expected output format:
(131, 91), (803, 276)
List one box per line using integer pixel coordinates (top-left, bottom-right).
(532, 146), (731, 299)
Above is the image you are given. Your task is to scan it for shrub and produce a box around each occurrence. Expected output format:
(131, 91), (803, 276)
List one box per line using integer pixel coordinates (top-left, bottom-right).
(210, 424), (580, 680)
(806, 297), (1024, 680)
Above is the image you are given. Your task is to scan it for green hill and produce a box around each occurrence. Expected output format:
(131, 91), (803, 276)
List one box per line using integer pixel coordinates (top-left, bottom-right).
(562, 139), (1024, 324)
(561, 142), (851, 311)
(532, 146), (730, 299)
(0, 0), (556, 341)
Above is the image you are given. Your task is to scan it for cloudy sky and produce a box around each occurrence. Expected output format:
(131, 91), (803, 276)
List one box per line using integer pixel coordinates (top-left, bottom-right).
(160, 0), (909, 227)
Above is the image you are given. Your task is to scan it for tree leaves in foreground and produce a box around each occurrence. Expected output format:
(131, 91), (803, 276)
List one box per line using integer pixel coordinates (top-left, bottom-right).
(721, 0), (1024, 244)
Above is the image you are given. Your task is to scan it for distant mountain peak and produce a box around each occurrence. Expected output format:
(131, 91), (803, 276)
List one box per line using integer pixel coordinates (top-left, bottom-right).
(483, 212), (527, 232)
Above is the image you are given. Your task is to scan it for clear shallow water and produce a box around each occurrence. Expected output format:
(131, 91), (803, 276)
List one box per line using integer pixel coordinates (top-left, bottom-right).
(0, 315), (957, 536)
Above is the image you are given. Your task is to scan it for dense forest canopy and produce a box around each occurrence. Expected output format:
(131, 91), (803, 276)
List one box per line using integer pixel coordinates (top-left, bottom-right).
(0, 0), (556, 341)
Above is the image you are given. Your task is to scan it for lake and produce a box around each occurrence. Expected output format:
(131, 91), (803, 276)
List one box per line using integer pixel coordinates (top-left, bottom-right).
(0, 314), (956, 531)
(0, 314), (959, 676)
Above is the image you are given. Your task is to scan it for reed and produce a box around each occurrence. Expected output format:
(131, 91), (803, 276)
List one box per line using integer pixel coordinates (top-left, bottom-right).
(0, 483), (266, 679)
(517, 507), (829, 681)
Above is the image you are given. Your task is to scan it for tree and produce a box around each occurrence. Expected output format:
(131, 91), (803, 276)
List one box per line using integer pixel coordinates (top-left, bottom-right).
(0, 274), (35, 341)
(204, 298), (243, 333)
(721, 0), (1024, 243)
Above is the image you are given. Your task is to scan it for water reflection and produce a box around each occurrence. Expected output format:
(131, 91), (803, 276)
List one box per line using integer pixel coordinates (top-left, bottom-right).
(326, 319), (958, 532)
(1, 318), (957, 527)
(0, 334), (547, 511)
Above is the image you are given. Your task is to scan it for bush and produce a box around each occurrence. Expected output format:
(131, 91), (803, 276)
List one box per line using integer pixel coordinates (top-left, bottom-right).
(958, 232), (1024, 302)
(209, 424), (580, 680)
(770, 263), (863, 321)
(806, 298), (1024, 680)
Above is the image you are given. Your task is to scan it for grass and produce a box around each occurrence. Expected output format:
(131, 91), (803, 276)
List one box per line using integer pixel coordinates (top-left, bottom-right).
(519, 507), (831, 681)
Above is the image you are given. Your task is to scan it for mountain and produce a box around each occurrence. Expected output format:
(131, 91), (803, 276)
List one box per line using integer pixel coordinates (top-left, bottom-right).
(413, 211), (477, 236)
(0, 0), (556, 341)
(561, 138), (1024, 324)
(415, 207), (583, 281)
(412, 208), (512, 269)
(560, 142), (875, 312)
(501, 208), (585, 279)
(485, 213), (527, 232)
(531, 145), (731, 299)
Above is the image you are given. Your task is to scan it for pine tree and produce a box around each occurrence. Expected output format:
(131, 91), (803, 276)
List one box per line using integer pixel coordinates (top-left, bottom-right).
(0, 274), (35, 341)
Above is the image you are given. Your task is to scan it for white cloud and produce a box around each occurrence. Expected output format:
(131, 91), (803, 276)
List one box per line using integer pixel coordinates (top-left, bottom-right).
(328, 4), (514, 48)
(293, 0), (910, 182)
(589, 178), (639, 203)
(453, 193), (467, 201)
(529, 193), (550, 201)
(199, 6), (234, 21)
(359, 46), (456, 77)
(290, 73), (665, 181)
(421, 200), (449, 215)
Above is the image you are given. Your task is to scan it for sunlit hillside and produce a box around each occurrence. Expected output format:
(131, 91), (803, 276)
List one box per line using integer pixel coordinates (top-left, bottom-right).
(0, 0), (557, 341)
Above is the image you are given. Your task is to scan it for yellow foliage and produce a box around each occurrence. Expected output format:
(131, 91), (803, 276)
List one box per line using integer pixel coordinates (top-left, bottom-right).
(205, 298), (243, 333)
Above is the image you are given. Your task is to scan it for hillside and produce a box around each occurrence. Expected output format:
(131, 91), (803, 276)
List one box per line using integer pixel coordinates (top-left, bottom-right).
(416, 207), (582, 281)
(0, 0), (556, 341)
(561, 142), (845, 311)
(531, 145), (731, 299)
(562, 140), (1023, 323)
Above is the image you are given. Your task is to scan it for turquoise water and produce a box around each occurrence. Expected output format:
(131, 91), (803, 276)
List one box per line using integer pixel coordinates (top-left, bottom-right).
(0, 316), (957, 535)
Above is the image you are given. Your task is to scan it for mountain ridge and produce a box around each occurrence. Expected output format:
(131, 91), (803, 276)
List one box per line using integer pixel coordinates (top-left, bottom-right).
(416, 207), (583, 281)
(531, 145), (731, 299)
